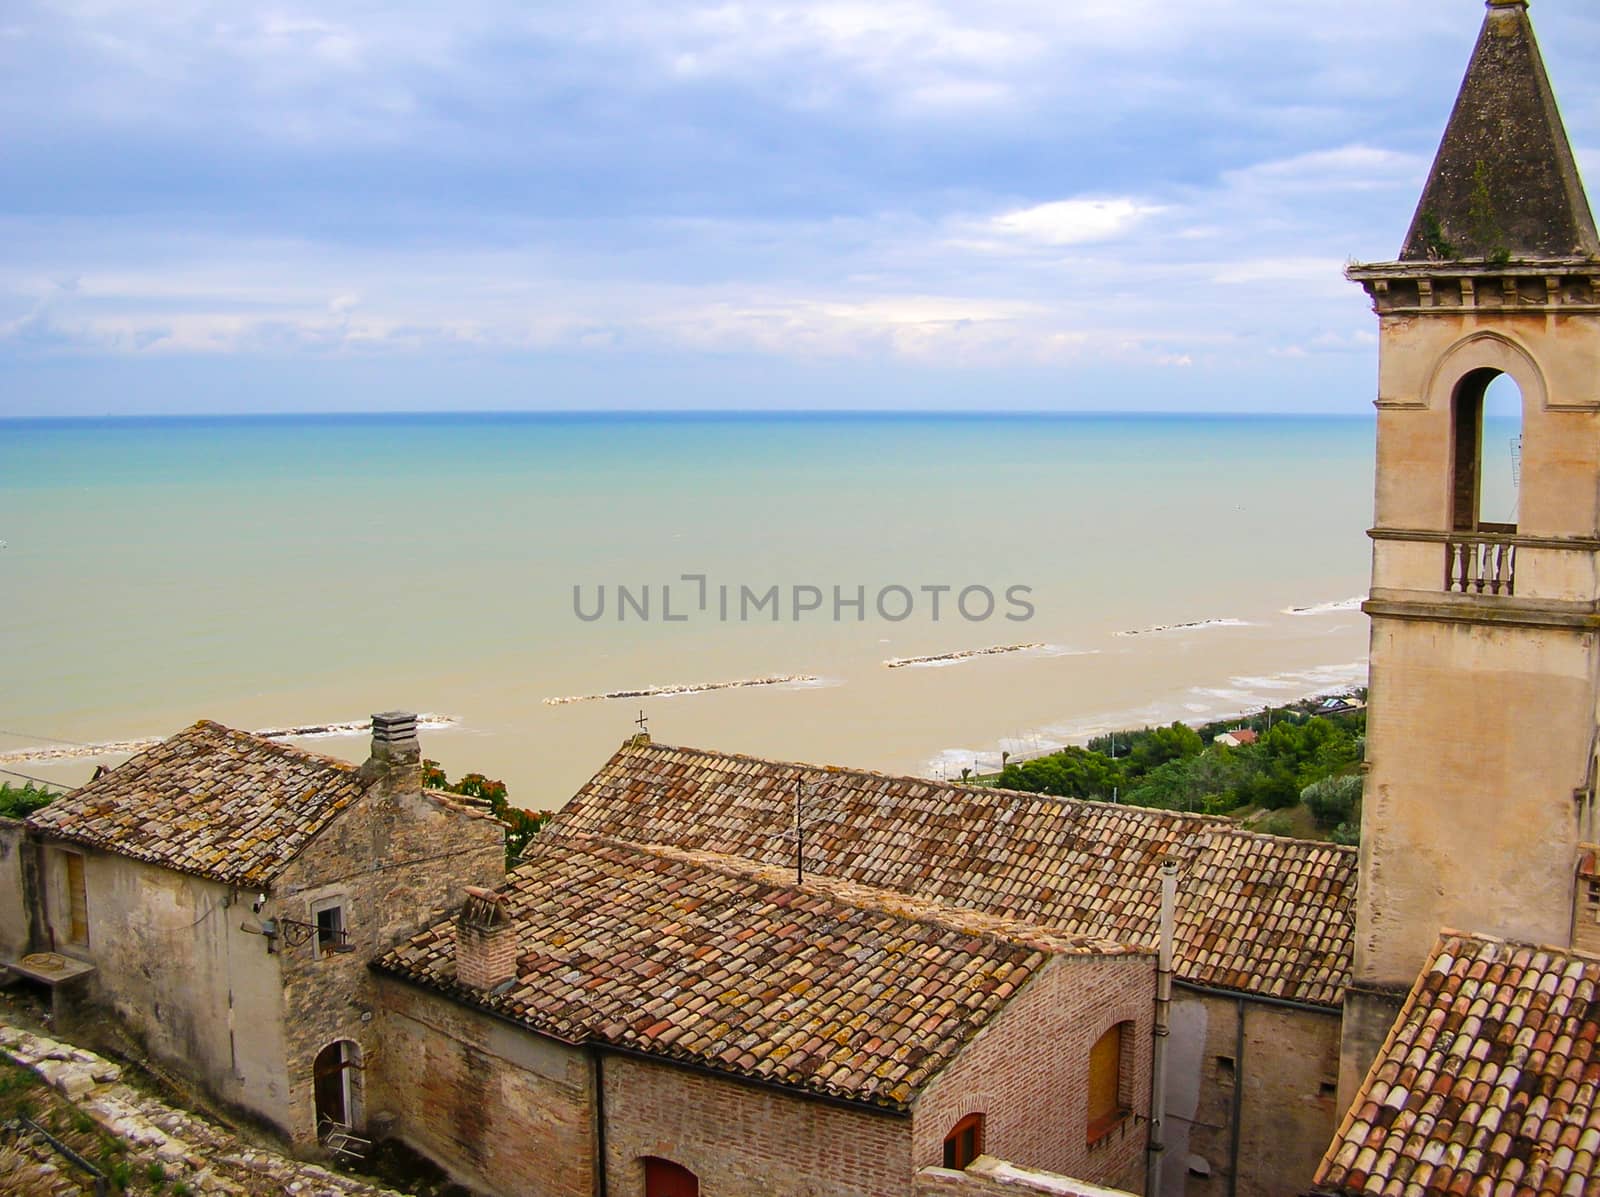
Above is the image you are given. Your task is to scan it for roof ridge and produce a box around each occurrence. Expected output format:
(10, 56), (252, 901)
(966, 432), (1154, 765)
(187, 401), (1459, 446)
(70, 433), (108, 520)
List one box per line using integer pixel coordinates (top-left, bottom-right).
(619, 739), (1352, 853)
(1434, 925), (1600, 967)
(586, 836), (1146, 959)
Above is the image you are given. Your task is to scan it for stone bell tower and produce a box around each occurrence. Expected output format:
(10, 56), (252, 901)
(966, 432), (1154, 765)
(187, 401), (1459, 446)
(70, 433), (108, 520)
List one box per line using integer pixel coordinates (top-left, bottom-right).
(1339, 0), (1600, 1098)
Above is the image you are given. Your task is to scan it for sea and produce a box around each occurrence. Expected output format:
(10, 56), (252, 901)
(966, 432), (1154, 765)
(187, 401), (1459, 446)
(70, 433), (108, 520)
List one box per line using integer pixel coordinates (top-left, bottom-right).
(0, 411), (1405, 809)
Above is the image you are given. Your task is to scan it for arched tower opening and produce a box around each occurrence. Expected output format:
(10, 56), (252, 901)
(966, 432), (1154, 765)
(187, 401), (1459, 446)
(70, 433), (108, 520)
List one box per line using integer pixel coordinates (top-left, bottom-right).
(1450, 368), (1523, 533)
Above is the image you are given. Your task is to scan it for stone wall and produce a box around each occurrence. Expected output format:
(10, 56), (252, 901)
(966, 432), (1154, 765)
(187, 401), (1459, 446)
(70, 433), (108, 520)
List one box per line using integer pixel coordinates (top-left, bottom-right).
(916, 1157), (1137, 1197)
(601, 1052), (913, 1197)
(913, 954), (1152, 1193)
(33, 843), (293, 1134)
(0, 817), (30, 960)
(273, 774), (504, 1143)
(1162, 989), (1341, 1197)
(370, 978), (593, 1197)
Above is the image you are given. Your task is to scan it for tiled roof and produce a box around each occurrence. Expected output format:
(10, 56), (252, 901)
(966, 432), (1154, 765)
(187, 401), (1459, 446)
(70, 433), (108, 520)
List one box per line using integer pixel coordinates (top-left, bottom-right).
(1316, 932), (1600, 1196)
(542, 739), (1356, 1006)
(376, 836), (1142, 1109)
(28, 720), (367, 889)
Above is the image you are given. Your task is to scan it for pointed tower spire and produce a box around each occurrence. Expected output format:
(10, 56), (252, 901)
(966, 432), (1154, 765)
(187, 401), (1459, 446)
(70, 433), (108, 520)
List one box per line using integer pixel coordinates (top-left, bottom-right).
(1401, 0), (1598, 262)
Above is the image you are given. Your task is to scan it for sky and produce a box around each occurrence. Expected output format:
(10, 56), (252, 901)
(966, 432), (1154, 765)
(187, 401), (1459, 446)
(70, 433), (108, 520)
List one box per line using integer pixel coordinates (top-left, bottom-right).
(2, 0), (1598, 416)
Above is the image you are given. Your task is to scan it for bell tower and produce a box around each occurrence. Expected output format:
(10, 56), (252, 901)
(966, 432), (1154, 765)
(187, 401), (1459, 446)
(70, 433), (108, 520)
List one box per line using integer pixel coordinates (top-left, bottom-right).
(1340, 0), (1600, 1097)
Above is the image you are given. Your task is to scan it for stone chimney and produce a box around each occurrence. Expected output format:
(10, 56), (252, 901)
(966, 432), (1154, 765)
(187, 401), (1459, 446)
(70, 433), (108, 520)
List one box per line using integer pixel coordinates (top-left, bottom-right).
(456, 886), (517, 991)
(361, 710), (422, 789)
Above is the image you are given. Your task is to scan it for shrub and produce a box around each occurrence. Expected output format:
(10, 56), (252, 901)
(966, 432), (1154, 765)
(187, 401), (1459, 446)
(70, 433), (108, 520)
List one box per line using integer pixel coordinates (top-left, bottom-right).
(1303, 774), (1363, 829)
(0, 782), (58, 819)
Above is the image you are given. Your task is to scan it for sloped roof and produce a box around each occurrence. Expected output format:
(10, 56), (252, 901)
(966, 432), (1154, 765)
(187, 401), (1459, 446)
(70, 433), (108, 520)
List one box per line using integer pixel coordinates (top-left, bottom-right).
(28, 720), (367, 889)
(1401, 0), (1598, 262)
(542, 739), (1356, 1007)
(1316, 931), (1600, 1196)
(376, 836), (1142, 1109)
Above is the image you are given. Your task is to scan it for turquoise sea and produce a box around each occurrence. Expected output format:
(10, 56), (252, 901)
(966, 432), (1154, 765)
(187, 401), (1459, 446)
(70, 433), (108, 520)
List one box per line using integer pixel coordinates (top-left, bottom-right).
(0, 413), (1386, 805)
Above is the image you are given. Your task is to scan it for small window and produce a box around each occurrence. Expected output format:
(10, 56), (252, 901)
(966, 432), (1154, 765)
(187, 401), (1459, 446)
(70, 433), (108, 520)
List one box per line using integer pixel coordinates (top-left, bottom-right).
(1216, 1054), (1236, 1082)
(643, 1158), (699, 1197)
(314, 903), (345, 959)
(943, 1112), (984, 1170)
(1088, 1024), (1129, 1142)
(63, 851), (88, 946)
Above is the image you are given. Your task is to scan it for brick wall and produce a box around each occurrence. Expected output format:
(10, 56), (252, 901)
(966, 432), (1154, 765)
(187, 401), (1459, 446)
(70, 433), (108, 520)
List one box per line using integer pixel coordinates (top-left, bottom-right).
(601, 1052), (914, 1197)
(913, 953), (1154, 1194)
(274, 778), (505, 1143)
(371, 979), (593, 1197)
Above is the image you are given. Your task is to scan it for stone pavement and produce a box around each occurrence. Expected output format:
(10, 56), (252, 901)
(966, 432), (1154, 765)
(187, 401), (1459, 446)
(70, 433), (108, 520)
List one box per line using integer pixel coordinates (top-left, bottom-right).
(1, 1020), (405, 1197)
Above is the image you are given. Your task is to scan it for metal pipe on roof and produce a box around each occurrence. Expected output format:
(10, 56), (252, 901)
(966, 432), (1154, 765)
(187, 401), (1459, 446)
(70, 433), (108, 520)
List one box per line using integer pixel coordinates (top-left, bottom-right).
(591, 1048), (609, 1197)
(1146, 858), (1177, 1197)
(1228, 998), (1245, 1197)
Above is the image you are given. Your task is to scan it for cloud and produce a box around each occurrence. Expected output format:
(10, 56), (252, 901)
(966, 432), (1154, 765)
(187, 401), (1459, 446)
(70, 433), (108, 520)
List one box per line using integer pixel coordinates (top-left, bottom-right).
(2, 0), (1597, 413)
(982, 198), (1165, 247)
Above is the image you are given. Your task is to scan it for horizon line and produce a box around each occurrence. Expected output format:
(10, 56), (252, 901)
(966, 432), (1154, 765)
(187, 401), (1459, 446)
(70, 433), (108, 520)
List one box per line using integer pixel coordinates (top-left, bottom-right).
(0, 407), (1378, 423)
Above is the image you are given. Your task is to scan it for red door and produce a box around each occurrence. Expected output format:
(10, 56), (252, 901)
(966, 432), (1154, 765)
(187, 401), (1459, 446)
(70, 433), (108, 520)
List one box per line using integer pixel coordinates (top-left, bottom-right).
(644, 1158), (699, 1197)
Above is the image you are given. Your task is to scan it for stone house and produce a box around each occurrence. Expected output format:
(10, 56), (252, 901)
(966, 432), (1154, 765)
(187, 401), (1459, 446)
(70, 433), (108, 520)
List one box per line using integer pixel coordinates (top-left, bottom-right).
(371, 835), (1156, 1197)
(539, 736), (1356, 1197)
(16, 712), (504, 1144)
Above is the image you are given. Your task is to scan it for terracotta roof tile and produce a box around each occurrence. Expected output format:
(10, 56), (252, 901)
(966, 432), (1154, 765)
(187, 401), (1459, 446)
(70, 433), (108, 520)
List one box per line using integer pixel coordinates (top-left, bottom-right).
(543, 739), (1355, 1006)
(375, 835), (1144, 1108)
(1316, 932), (1600, 1196)
(27, 720), (366, 889)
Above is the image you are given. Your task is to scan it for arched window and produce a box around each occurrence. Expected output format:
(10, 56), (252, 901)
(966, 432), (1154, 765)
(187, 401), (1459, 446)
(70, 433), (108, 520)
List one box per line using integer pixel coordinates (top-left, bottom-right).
(1451, 368), (1523, 532)
(942, 1112), (985, 1170)
(1087, 1023), (1130, 1143)
(643, 1157), (699, 1197)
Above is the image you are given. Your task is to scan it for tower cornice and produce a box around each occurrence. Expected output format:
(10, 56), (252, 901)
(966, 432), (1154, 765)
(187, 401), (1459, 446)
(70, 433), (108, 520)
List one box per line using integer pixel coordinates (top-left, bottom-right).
(1347, 259), (1600, 315)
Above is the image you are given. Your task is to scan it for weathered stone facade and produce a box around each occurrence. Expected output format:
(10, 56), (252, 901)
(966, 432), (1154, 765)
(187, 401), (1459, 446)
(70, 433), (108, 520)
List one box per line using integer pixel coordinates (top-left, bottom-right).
(0, 816), (32, 961)
(1163, 990), (1340, 1197)
(370, 977), (594, 1197)
(19, 715), (504, 1145)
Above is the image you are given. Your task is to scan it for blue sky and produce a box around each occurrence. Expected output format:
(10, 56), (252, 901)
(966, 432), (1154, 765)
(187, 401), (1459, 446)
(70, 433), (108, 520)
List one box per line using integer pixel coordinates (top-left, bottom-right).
(2, 0), (1597, 416)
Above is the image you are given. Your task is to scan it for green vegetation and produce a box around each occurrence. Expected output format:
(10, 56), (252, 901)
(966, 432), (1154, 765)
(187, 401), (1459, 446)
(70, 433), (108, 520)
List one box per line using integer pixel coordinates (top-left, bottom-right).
(995, 698), (1366, 841)
(0, 782), (59, 819)
(423, 760), (549, 867)
(1417, 211), (1457, 260)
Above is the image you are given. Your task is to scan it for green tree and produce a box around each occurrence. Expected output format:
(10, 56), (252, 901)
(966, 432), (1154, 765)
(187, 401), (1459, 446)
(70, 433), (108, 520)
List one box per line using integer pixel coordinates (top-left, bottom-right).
(423, 760), (547, 867)
(0, 782), (58, 819)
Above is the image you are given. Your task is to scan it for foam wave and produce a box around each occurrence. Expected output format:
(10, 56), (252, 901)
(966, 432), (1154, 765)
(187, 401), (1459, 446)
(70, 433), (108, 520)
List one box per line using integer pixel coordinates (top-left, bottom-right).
(0, 714), (461, 766)
(543, 675), (819, 705)
(1283, 597), (1363, 616)
(1116, 617), (1253, 638)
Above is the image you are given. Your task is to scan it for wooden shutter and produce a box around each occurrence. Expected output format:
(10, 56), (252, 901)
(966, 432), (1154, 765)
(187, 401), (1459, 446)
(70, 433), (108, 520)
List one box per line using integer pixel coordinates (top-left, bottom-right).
(1087, 1023), (1123, 1138)
(942, 1113), (985, 1170)
(63, 852), (88, 945)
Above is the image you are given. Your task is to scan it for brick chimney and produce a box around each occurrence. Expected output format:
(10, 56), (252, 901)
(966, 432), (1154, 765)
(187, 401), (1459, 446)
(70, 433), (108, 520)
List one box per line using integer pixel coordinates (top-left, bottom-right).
(456, 886), (518, 991)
